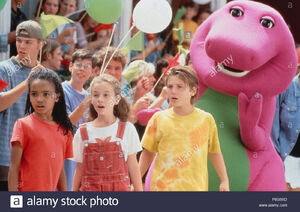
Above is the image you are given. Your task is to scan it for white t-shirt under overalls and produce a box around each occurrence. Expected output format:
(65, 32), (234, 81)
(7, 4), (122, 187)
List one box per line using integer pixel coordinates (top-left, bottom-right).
(72, 119), (142, 163)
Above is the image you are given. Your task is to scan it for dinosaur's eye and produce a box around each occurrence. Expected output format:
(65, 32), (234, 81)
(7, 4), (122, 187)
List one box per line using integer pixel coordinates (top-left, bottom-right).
(230, 7), (244, 17)
(260, 17), (275, 28)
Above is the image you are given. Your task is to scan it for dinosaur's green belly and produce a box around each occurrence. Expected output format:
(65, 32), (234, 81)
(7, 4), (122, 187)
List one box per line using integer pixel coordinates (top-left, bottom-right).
(195, 88), (250, 191)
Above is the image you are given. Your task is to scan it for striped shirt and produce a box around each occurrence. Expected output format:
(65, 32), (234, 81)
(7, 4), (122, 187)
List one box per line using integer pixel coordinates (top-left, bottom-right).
(0, 34), (8, 53)
(0, 57), (31, 166)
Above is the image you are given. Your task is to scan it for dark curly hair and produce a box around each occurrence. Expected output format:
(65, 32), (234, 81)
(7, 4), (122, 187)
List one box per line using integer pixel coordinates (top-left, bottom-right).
(25, 68), (73, 135)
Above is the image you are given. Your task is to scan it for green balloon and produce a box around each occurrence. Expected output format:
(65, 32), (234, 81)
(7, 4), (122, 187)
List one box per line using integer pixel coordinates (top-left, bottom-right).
(0, 0), (7, 12)
(84, 0), (123, 24)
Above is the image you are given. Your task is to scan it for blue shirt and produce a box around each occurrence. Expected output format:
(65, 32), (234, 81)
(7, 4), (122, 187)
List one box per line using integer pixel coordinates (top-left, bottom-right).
(130, 34), (163, 64)
(271, 74), (300, 160)
(0, 57), (31, 166)
(62, 81), (88, 134)
(50, 29), (69, 55)
(0, 34), (8, 53)
(62, 81), (88, 191)
(121, 76), (134, 104)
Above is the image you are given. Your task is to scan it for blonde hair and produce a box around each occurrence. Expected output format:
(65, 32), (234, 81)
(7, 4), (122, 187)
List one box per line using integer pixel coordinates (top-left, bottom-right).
(165, 66), (199, 104)
(122, 60), (155, 84)
(89, 74), (130, 121)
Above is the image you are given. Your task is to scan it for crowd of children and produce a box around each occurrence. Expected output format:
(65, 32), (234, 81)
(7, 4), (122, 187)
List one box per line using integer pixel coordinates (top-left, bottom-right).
(0, 11), (231, 191)
(1, 0), (299, 192)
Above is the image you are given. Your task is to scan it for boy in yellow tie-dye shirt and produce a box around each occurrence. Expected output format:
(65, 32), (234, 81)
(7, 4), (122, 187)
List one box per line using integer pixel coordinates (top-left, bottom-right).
(139, 66), (229, 191)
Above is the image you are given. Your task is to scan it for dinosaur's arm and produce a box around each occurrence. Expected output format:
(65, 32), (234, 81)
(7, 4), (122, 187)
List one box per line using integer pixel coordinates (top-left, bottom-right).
(238, 92), (268, 151)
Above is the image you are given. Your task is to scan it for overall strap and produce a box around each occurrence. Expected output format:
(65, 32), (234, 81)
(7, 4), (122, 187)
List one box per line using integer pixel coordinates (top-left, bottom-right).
(79, 124), (89, 141)
(116, 121), (126, 139)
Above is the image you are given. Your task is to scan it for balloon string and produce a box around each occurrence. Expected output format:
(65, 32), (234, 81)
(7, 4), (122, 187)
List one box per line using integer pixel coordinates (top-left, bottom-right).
(150, 72), (164, 94)
(78, 12), (87, 23)
(99, 23), (117, 75)
(101, 25), (135, 75)
(150, 52), (181, 94)
(85, 32), (95, 38)
(39, 46), (42, 64)
(36, 0), (43, 19)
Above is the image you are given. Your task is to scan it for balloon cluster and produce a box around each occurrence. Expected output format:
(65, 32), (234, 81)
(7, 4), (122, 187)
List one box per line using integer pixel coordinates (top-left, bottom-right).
(84, 0), (173, 77)
(84, 0), (172, 33)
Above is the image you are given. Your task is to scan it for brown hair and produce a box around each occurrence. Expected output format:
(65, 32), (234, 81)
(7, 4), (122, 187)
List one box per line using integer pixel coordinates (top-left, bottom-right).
(36, 0), (60, 16)
(95, 47), (127, 69)
(61, 0), (79, 8)
(71, 48), (97, 68)
(165, 66), (199, 104)
(89, 74), (130, 121)
(41, 38), (61, 62)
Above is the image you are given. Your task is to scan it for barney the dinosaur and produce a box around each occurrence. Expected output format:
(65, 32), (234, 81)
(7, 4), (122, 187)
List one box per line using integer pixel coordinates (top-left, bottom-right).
(190, 0), (297, 191)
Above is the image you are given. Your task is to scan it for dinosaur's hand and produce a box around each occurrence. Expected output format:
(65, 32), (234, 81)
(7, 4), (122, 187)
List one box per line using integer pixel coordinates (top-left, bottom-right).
(238, 92), (263, 128)
(238, 92), (266, 151)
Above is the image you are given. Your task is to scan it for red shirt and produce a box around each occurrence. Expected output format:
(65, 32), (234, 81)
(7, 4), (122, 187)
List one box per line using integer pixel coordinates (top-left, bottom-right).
(10, 113), (73, 191)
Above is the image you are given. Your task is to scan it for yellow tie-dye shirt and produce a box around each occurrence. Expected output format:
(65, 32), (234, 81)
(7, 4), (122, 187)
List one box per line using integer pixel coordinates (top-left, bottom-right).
(142, 108), (221, 191)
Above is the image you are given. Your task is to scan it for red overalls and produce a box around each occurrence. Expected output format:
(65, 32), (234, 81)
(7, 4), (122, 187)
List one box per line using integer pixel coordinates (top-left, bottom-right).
(79, 121), (131, 191)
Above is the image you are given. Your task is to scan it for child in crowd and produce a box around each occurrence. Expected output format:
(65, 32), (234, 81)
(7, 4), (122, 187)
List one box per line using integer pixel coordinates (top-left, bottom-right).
(72, 74), (143, 191)
(173, 2), (198, 50)
(196, 8), (211, 26)
(122, 60), (156, 104)
(122, 60), (156, 124)
(37, 0), (77, 62)
(62, 48), (96, 190)
(8, 69), (73, 191)
(95, 47), (127, 83)
(122, 60), (157, 140)
(94, 47), (135, 109)
(83, 47), (126, 93)
(58, 0), (77, 16)
(38, 0), (59, 15)
(139, 66), (229, 191)
(95, 48), (152, 124)
(41, 38), (63, 71)
(80, 14), (112, 50)
(62, 49), (96, 130)
(0, 20), (42, 190)
(153, 58), (169, 110)
(58, 0), (88, 49)
(130, 32), (165, 64)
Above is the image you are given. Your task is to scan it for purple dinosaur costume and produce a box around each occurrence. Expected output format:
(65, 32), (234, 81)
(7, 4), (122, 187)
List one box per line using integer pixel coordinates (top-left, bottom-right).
(139, 0), (297, 191)
(190, 0), (297, 191)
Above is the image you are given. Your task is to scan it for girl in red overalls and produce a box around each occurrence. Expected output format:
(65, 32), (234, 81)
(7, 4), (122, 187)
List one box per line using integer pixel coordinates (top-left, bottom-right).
(72, 74), (143, 191)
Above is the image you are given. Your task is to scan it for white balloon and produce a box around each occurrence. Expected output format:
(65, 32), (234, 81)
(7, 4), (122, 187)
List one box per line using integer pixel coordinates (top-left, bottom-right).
(193, 0), (211, 4)
(133, 0), (172, 34)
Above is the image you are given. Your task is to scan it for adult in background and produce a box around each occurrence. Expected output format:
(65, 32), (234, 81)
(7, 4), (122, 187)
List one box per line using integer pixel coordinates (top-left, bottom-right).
(271, 73), (300, 191)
